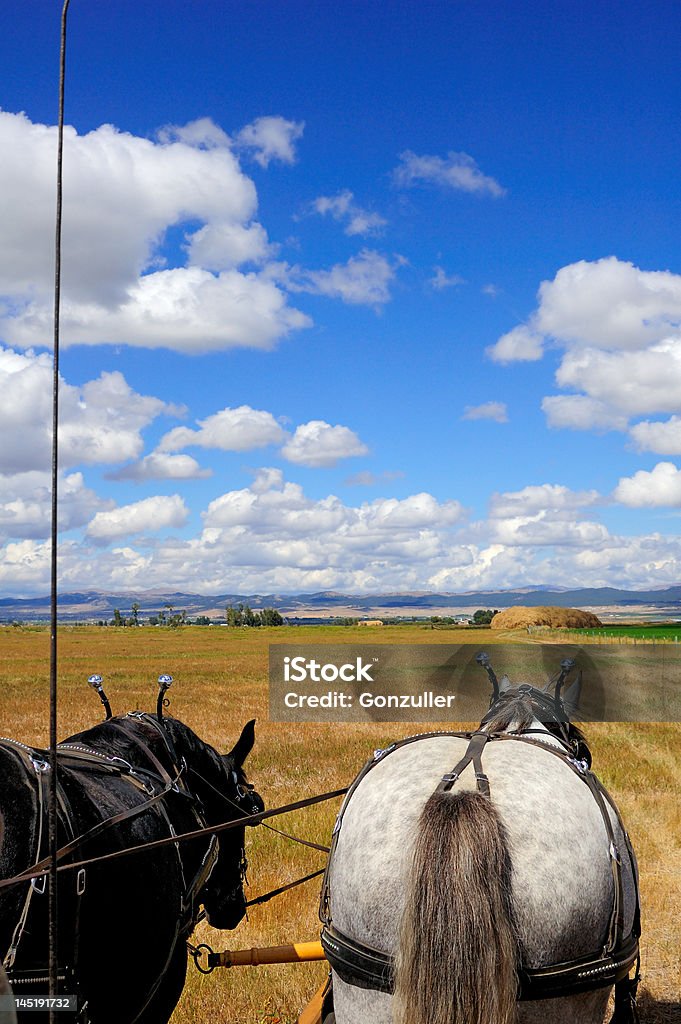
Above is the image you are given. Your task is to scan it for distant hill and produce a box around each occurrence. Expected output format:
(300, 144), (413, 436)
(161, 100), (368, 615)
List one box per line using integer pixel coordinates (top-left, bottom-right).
(1, 585), (680, 622)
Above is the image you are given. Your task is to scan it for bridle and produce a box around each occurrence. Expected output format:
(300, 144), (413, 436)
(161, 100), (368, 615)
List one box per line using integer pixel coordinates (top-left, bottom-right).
(477, 652), (587, 753)
(183, 743), (264, 926)
(124, 710), (264, 931)
(319, 656), (641, 1022)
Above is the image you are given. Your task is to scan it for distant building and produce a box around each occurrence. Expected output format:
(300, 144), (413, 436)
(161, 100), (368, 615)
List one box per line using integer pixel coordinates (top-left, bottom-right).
(358, 619), (384, 627)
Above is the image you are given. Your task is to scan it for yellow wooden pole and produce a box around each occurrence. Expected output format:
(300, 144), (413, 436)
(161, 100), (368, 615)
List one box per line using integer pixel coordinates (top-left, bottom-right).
(211, 941), (326, 968)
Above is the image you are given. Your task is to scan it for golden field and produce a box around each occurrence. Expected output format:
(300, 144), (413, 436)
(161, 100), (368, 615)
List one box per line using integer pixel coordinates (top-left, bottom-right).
(0, 624), (678, 1023)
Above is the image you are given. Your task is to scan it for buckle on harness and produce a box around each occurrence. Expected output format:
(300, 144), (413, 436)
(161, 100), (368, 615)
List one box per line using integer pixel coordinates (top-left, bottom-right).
(31, 874), (47, 895)
(441, 772), (459, 783)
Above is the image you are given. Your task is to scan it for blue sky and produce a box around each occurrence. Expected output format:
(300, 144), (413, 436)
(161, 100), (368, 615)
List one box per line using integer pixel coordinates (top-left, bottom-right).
(1, 1), (681, 596)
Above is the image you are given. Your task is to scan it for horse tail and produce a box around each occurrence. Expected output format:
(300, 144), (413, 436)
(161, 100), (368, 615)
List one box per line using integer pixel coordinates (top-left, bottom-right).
(393, 789), (519, 1024)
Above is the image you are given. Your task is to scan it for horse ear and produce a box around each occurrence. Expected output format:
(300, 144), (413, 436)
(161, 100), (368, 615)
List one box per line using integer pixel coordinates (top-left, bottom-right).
(499, 674), (513, 692)
(227, 719), (256, 767)
(561, 672), (582, 719)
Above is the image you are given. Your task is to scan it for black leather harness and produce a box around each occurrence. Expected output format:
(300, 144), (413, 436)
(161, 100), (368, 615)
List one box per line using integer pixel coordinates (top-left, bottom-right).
(319, 730), (641, 1018)
(0, 713), (219, 1019)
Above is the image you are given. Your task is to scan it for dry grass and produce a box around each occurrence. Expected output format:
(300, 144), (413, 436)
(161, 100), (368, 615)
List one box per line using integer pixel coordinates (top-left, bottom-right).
(0, 624), (678, 1023)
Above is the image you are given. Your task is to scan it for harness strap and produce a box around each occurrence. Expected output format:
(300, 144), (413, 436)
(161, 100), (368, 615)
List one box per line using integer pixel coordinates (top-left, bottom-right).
(125, 712), (183, 771)
(260, 821), (331, 853)
(493, 733), (639, 960)
(437, 730), (491, 797)
(179, 834), (220, 934)
(52, 776), (88, 1009)
(1, 746), (89, 1018)
(581, 771), (625, 953)
(18, 762), (183, 882)
(245, 868), (326, 909)
(320, 924), (641, 1001)
(1, 747), (48, 972)
(320, 926), (392, 993)
(610, 956), (641, 1024)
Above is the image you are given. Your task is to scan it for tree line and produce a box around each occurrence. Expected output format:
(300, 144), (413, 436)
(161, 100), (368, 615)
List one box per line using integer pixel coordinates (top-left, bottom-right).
(224, 603), (284, 626)
(104, 601), (285, 627)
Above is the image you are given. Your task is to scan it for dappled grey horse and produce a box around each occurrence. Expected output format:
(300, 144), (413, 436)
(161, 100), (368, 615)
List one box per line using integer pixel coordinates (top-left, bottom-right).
(320, 656), (640, 1024)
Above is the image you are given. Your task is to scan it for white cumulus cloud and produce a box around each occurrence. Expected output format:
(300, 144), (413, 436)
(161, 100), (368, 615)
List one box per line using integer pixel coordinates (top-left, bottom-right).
(0, 111), (309, 354)
(107, 453), (212, 482)
(613, 462), (681, 507)
(489, 515), (610, 549)
(292, 249), (396, 306)
(201, 474), (464, 551)
(393, 150), (505, 197)
(311, 190), (386, 237)
(0, 471), (111, 543)
(6, 267), (310, 355)
(86, 495), (189, 543)
(493, 257), (681, 434)
(233, 116), (305, 167)
(489, 483), (601, 519)
(187, 222), (273, 272)
(0, 346), (176, 472)
(462, 402), (508, 423)
(159, 405), (286, 453)
(541, 395), (629, 432)
(430, 266), (464, 291)
(554, 340), (681, 418)
(281, 421), (369, 467)
(629, 416), (681, 454)
(487, 325), (544, 363)
(534, 258), (681, 351)
(485, 483), (605, 549)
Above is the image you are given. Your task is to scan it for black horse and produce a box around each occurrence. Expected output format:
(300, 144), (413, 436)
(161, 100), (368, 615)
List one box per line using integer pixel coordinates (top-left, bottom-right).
(0, 711), (263, 1023)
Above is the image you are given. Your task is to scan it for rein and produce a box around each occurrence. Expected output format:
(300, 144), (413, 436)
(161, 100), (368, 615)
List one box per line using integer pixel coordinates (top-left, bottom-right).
(0, 783), (347, 893)
(185, 762), (331, 854)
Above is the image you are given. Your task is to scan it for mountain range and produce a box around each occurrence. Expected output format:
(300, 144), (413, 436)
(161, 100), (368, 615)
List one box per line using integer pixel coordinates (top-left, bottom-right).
(1, 586), (681, 622)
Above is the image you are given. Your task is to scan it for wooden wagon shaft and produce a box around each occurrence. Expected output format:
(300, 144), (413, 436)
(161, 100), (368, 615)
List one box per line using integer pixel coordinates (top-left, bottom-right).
(209, 941), (327, 969)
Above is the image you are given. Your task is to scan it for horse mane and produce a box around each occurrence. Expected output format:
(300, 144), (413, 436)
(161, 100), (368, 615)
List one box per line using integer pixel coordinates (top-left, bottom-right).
(483, 693), (536, 733)
(164, 717), (224, 771)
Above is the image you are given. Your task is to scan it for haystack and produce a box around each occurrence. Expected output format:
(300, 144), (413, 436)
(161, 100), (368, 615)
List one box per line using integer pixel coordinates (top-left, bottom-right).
(490, 606), (602, 629)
